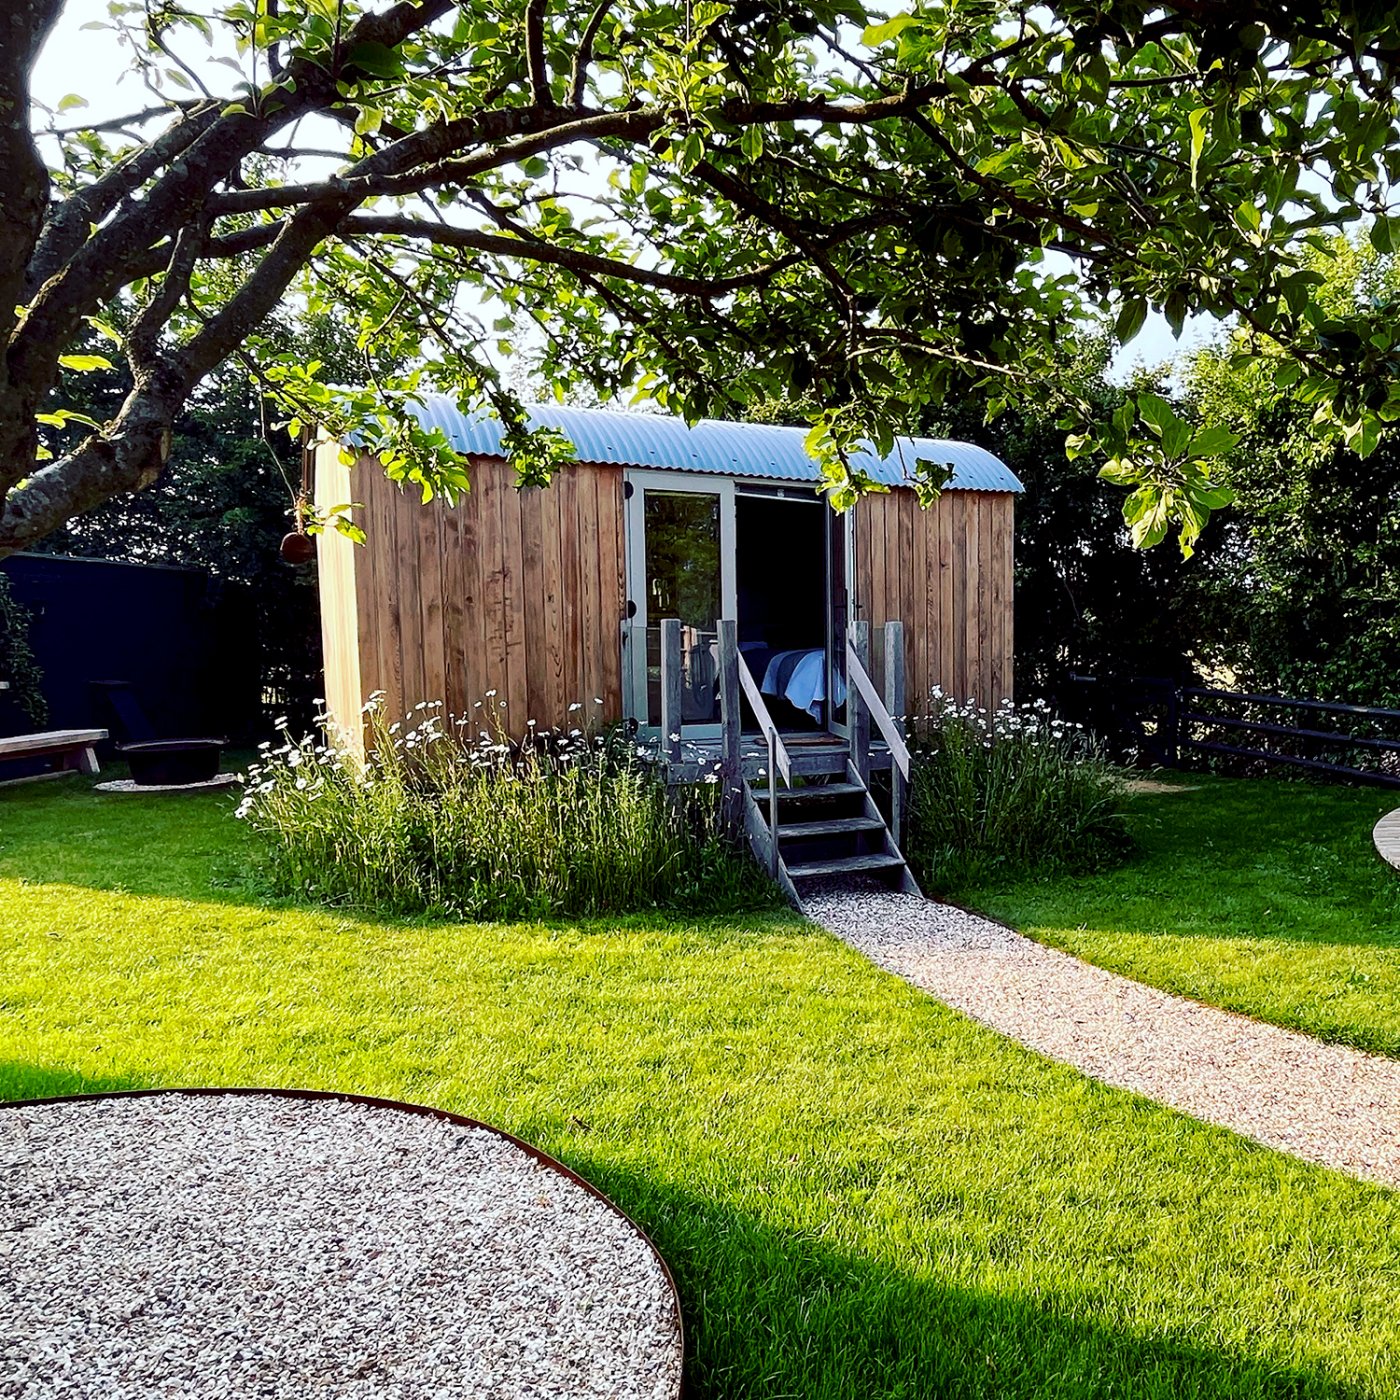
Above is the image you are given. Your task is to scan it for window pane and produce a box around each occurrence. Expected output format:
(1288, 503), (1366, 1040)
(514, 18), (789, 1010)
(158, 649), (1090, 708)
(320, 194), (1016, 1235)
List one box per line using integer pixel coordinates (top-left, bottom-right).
(644, 491), (721, 727)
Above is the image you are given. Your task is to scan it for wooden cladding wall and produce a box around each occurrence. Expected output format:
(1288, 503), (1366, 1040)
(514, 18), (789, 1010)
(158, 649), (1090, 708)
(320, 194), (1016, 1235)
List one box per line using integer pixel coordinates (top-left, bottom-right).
(317, 446), (627, 738)
(854, 488), (1015, 713)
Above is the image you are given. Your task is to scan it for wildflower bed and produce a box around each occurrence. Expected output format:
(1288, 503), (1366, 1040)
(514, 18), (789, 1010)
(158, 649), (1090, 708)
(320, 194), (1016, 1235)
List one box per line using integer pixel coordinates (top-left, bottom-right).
(238, 698), (770, 918)
(3, 777), (1399, 1398)
(904, 693), (1130, 892)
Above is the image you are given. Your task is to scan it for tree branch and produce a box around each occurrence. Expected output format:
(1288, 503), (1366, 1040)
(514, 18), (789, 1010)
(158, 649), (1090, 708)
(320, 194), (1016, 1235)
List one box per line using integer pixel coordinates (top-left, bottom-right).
(570, 0), (615, 108)
(343, 213), (797, 295)
(525, 0), (552, 107)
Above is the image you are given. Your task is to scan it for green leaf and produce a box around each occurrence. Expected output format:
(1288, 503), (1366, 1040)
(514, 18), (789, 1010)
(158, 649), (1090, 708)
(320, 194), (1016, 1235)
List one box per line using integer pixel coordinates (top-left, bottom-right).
(1098, 461), (1139, 485)
(861, 14), (917, 46)
(740, 125), (764, 162)
(1186, 425), (1240, 458)
(57, 93), (88, 112)
(345, 41), (403, 78)
(676, 131), (704, 173)
(58, 354), (114, 373)
(1115, 298), (1148, 345)
(1136, 392), (1176, 438)
(1370, 215), (1400, 255)
(1187, 107), (1209, 189)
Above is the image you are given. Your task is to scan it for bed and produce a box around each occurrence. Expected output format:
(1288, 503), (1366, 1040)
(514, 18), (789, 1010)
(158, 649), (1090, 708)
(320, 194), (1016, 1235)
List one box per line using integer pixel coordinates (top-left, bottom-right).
(758, 648), (846, 721)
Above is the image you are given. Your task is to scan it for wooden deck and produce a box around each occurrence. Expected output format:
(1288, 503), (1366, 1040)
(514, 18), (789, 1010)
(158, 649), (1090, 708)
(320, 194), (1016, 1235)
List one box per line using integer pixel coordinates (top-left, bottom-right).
(660, 731), (891, 783)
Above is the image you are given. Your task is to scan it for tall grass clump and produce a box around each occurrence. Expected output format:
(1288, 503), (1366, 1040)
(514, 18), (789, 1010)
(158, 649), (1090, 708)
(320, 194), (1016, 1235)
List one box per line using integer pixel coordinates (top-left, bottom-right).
(905, 691), (1131, 893)
(237, 697), (775, 918)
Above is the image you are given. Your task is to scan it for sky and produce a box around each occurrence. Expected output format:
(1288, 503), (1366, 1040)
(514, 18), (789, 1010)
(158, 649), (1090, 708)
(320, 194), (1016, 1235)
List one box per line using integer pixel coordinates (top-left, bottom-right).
(31, 0), (1217, 386)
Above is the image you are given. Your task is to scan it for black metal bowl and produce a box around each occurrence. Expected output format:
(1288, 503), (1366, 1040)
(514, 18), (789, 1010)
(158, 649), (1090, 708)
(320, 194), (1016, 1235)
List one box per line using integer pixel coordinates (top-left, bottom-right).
(122, 739), (224, 786)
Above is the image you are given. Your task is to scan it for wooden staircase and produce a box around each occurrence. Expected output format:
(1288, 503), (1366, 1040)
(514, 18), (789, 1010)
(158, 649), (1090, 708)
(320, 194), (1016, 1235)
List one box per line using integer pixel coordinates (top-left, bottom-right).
(658, 616), (924, 910)
(747, 756), (919, 906)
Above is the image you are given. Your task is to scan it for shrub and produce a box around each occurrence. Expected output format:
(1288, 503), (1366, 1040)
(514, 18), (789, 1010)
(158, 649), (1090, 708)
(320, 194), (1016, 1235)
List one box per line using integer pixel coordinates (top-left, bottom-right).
(904, 692), (1131, 893)
(237, 698), (775, 919)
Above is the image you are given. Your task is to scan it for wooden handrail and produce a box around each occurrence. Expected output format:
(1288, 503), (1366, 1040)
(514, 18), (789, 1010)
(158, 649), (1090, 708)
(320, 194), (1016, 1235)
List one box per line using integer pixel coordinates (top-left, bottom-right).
(846, 642), (911, 778)
(736, 652), (793, 787)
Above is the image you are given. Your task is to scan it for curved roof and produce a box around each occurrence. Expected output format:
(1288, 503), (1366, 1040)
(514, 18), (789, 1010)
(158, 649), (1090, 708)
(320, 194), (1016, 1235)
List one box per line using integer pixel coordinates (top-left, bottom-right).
(405, 395), (1022, 493)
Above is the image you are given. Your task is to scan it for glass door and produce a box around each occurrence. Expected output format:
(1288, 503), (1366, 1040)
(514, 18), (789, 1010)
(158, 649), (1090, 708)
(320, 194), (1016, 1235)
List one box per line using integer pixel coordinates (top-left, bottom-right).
(624, 472), (736, 735)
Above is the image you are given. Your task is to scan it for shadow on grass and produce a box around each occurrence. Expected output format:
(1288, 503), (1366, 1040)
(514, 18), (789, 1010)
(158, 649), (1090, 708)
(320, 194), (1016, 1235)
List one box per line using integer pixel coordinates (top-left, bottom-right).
(0, 1060), (159, 1102)
(0, 778), (794, 936)
(561, 1154), (1373, 1400)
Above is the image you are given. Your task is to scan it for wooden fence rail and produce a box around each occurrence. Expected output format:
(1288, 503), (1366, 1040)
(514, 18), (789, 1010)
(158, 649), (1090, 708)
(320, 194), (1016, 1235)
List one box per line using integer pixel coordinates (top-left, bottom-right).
(1067, 675), (1400, 788)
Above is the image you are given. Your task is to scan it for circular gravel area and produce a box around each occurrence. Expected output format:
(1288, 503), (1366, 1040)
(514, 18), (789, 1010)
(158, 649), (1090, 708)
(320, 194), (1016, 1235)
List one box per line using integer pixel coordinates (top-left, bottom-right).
(0, 1091), (682, 1399)
(807, 886), (1400, 1190)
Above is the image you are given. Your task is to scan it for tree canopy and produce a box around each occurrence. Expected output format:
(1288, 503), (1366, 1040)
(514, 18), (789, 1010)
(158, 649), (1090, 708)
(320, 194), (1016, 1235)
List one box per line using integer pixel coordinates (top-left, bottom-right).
(5, 0), (1400, 556)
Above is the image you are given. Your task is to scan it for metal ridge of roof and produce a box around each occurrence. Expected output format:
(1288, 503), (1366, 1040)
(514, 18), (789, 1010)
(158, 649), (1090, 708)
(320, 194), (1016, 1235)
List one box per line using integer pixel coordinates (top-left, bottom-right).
(404, 395), (1023, 494)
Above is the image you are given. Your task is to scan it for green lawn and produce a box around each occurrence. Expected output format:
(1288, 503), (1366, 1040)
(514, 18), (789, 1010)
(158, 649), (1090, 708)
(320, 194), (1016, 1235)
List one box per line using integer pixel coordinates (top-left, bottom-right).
(955, 773), (1400, 1059)
(3, 777), (1400, 1398)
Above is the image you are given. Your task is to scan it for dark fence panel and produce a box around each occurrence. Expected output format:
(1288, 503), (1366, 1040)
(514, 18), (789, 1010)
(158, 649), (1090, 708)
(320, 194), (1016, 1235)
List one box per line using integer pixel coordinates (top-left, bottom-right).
(1063, 675), (1400, 788)
(0, 553), (262, 747)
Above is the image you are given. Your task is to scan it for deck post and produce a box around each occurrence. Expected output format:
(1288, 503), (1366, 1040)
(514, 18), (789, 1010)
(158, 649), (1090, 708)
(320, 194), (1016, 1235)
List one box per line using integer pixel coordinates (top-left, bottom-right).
(717, 620), (742, 829)
(883, 620), (906, 845)
(850, 619), (871, 786)
(659, 618), (684, 772)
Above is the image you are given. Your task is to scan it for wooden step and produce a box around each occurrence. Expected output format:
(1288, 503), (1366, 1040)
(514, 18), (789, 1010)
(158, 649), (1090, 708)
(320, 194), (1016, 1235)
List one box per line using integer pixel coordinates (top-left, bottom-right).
(749, 781), (865, 802)
(787, 749), (853, 777)
(786, 852), (907, 879)
(778, 816), (886, 840)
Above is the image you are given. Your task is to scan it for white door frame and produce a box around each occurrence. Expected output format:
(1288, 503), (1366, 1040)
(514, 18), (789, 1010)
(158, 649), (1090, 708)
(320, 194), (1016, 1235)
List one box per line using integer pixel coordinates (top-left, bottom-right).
(623, 470), (737, 734)
(622, 470), (855, 736)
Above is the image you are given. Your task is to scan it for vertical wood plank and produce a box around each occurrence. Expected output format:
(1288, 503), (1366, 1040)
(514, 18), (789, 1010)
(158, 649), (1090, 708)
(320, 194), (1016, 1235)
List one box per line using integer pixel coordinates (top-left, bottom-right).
(312, 441), (362, 750)
(499, 468), (528, 735)
(908, 492), (927, 717)
(476, 455), (507, 734)
(440, 494), (467, 719)
(520, 484), (546, 726)
(539, 476), (566, 729)
(977, 495), (994, 710)
(952, 494), (968, 703)
(595, 468), (624, 722)
(380, 478), (407, 724)
(938, 493), (955, 701)
(575, 467), (601, 722)
(556, 466), (583, 715)
(998, 493), (1015, 703)
(355, 457), (384, 717)
(460, 465), (487, 724)
(984, 493), (996, 709)
(897, 489), (914, 655)
(417, 496), (446, 715)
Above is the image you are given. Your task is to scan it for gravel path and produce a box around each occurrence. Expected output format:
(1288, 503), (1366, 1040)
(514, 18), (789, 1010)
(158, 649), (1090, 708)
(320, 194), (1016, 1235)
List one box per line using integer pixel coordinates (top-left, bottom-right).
(0, 1094), (682, 1399)
(806, 888), (1400, 1190)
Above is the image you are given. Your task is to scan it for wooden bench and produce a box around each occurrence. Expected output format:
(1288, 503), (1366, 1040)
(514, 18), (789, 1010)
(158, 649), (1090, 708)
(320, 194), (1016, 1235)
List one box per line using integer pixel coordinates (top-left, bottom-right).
(0, 729), (108, 785)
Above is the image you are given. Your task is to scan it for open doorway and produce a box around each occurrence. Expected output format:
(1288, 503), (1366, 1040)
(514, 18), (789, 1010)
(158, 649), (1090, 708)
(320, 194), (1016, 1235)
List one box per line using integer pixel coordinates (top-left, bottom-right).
(735, 489), (836, 731)
(624, 472), (849, 737)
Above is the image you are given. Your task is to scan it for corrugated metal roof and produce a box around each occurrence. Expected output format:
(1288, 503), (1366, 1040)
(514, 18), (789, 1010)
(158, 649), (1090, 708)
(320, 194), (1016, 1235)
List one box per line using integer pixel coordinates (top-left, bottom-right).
(405, 395), (1023, 493)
